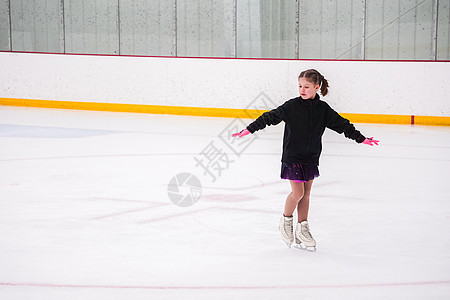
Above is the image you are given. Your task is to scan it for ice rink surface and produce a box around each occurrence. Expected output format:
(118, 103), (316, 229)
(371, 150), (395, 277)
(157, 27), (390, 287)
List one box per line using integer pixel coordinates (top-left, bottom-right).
(0, 106), (449, 299)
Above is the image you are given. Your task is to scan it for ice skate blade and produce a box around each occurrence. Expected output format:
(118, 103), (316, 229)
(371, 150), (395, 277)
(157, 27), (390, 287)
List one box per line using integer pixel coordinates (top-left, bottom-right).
(294, 243), (316, 252)
(283, 241), (293, 248)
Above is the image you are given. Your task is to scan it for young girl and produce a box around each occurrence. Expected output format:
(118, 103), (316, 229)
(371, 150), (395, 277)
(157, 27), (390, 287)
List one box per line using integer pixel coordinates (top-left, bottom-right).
(232, 69), (379, 251)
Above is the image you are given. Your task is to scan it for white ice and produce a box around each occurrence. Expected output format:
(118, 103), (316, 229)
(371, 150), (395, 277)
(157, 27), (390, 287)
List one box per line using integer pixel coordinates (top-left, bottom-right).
(0, 106), (449, 299)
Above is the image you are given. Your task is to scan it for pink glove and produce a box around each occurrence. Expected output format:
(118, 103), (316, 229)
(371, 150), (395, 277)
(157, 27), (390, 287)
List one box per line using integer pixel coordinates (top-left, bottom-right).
(362, 137), (379, 146)
(232, 129), (251, 137)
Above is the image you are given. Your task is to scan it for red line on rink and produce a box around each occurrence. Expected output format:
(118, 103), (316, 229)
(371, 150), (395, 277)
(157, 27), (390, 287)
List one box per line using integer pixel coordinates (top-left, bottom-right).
(1, 281), (449, 290)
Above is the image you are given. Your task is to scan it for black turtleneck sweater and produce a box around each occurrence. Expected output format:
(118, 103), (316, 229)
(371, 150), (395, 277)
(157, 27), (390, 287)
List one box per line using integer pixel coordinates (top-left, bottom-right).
(246, 94), (366, 165)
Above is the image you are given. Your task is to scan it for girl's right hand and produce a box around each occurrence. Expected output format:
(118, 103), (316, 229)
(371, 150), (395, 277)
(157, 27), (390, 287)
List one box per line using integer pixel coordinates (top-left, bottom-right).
(362, 137), (379, 146)
(232, 129), (251, 137)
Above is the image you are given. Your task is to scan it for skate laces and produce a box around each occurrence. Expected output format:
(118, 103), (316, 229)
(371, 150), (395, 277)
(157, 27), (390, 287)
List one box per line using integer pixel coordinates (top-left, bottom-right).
(301, 222), (313, 240)
(283, 217), (293, 235)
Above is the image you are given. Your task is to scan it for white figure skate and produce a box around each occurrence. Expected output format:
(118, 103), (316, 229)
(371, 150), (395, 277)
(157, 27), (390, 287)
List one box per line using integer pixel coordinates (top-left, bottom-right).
(294, 220), (317, 252)
(278, 215), (294, 248)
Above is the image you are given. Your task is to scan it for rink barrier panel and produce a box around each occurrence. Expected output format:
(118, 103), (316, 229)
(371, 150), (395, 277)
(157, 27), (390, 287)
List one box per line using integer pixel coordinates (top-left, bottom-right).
(1, 97), (449, 126)
(1, 52), (449, 119)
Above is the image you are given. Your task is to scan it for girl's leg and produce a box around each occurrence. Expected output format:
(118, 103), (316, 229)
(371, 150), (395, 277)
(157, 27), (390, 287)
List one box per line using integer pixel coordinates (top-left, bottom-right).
(283, 180), (305, 217)
(297, 180), (314, 222)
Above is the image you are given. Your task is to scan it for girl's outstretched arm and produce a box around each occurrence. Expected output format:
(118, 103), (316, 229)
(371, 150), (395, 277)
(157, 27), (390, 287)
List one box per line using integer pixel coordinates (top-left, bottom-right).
(234, 101), (288, 137)
(232, 106), (285, 138)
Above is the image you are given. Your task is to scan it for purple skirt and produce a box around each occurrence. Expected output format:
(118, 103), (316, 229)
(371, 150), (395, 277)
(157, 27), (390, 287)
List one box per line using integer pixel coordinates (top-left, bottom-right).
(281, 163), (320, 182)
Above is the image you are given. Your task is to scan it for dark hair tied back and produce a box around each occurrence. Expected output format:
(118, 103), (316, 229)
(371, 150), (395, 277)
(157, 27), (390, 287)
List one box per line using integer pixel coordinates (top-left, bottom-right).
(299, 69), (329, 96)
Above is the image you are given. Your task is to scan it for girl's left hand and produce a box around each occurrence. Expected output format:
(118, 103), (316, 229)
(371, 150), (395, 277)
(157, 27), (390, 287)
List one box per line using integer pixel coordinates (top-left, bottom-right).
(362, 137), (379, 146)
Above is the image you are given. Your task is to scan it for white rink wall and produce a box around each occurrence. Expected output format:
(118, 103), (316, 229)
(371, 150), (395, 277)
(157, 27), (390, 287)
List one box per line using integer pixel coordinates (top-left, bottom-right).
(0, 51), (449, 117)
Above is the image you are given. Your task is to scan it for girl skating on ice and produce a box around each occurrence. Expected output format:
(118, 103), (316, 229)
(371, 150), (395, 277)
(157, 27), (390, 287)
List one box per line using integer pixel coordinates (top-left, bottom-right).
(232, 69), (379, 251)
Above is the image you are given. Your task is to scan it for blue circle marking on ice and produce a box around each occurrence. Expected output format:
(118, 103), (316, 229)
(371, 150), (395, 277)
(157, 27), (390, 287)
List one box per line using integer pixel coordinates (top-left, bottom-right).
(167, 173), (202, 207)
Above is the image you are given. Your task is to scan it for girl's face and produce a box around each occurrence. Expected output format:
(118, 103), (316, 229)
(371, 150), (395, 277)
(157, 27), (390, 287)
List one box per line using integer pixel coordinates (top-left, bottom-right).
(298, 77), (320, 99)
